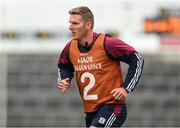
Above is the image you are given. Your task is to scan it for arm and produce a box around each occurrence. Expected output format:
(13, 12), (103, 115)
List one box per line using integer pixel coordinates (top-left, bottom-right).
(105, 35), (144, 98)
(57, 42), (74, 92)
(117, 52), (144, 92)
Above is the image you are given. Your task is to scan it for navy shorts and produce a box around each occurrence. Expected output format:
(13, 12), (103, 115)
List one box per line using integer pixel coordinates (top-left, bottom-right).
(85, 104), (127, 127)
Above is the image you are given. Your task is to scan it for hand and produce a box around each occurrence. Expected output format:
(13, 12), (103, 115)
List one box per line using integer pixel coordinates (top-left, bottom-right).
(111, 87), (128, 101)
(58, 78), (70, 93)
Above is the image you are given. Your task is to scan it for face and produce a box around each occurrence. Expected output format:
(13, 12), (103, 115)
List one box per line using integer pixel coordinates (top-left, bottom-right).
(69, 14), (90, 40)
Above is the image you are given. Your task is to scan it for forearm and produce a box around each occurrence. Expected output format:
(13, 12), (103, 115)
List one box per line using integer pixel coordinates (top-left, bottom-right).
(57, 42), (74, 84)
(57, 64), (74, 84)
(103, 36), (144, 92)
(123, 53), (144, 92)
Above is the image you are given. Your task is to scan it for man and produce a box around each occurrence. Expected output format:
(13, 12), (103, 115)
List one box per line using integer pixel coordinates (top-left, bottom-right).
(58, 6), (144, 127)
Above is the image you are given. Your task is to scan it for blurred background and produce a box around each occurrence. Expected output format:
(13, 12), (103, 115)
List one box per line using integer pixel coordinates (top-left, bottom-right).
(0, 0), (180, 127)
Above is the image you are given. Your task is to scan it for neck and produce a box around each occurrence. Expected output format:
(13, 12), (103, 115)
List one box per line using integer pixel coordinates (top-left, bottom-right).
(79, 31), (93, 45)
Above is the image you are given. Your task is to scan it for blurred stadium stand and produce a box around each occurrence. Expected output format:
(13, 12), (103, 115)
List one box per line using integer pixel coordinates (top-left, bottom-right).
(0, 54), (178, 127)
(5, 54), (84, 127)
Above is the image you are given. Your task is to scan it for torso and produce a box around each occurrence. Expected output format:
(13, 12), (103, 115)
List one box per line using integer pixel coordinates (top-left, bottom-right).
(69, 33), (125, 112)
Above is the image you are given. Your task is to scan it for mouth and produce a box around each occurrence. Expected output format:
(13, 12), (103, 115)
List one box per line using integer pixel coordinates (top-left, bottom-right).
(72, 31), (77, 37)
(72, 32), (76, 35)
(70, 31), (74, 34)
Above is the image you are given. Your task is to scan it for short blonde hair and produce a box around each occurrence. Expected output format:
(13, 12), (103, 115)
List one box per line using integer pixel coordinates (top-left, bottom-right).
(69, 6), (94, 28)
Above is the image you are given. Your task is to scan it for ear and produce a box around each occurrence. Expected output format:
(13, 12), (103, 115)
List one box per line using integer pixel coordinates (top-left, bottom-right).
(85, 21), (92, 29)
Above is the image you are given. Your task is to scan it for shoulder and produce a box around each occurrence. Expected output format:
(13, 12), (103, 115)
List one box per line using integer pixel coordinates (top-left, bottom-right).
(63, 41), (72, 51)
(105, 35), (127, 47)
(60, 41), (71, 58)
(104, 35), (136, 53)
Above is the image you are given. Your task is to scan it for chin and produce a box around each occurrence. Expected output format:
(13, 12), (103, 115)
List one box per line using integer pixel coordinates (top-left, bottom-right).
(72, 36), (79, 40)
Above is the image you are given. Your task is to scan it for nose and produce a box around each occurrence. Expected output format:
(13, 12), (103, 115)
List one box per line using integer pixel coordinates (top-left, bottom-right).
(69, 24), (73, 31)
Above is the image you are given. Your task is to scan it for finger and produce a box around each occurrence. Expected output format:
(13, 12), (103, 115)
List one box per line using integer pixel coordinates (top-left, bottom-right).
(58, 83), (69, 92)
(65, 78), (70, 82)
(61, 89), (68, 93)
(112, 90), (119, 97)
(58, 85), (67, 90)
(114, 93), (121, 100)
(115, 97), (121, 101)
(60, 81), (69, 86)
(58, 82), (69, 89)
(58, 86), (68, 93)
(59, 81), (69, 87)
(119, 96), (125, 101)
(118, 94), (124, 99)
(119, 88), (128, 97)
(115, 94), (125, 101)
(63, 78), (70, 85)
(59, 84), (69, 89)
(123, 93), (128, 98)
(111, 88), (117, 94)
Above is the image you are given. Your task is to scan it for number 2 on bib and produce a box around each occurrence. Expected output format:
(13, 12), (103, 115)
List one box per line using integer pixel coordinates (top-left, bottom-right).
(80, 72), (98, 100)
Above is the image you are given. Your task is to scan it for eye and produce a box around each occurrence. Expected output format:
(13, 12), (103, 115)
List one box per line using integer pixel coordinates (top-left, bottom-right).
(72, 22), (79, 25)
